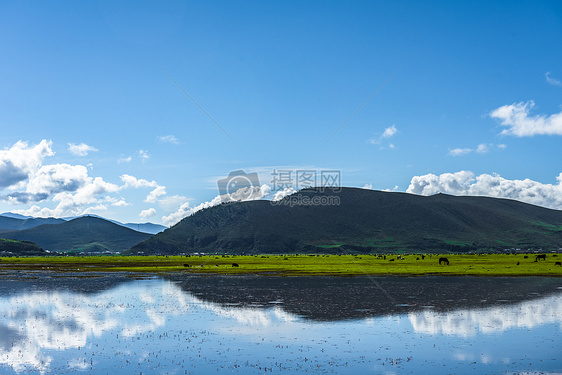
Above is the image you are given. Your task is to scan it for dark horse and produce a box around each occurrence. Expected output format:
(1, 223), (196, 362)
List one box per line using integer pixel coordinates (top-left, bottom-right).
(555, 262), (561, 266)
(536, 254), (546, 261)
(439, 257), (449, 265)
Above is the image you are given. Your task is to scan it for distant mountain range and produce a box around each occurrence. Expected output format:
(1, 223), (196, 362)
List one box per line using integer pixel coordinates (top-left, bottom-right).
(1, 216), (152, 253)
(128, 188), (562, 255)
(0, 216), (66, 232)
(0, 213), (167, 235)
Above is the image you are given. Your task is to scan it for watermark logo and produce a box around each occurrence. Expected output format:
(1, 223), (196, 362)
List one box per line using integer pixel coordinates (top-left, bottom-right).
(270, 193), (341, 207)
(271, 169), (341, 192)
(217, 168), (342, 206)
(217, 170), (261, 203)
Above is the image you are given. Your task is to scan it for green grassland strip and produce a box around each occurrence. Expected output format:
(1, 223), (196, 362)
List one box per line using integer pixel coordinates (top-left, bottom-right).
(1, 254), (561, 276)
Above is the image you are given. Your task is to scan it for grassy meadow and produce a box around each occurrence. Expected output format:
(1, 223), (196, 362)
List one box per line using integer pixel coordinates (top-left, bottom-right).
(1, 253), (561, 276)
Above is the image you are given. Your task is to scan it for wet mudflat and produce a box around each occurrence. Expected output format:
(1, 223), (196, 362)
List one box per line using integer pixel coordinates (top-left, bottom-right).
(0, 272), (561, 374)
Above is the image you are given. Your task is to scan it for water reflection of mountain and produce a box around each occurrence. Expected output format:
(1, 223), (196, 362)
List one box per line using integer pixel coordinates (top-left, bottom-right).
(0, 271), (135, 296)
(1, 274), (561, 373)
(167, 275), (562, 321)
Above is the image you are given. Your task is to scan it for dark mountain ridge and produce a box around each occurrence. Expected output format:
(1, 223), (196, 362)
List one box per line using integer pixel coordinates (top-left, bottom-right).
(0, 216), (66, 232)
(2, 216), (152, 253)
(129, 188), (562, 255)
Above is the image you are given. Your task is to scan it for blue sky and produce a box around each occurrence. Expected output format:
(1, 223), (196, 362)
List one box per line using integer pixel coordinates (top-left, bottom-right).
(0, 0), (561, 225)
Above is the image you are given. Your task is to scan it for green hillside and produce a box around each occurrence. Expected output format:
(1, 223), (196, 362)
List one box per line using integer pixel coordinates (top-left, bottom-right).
(2, 216), (152, 253)
(0, 238), (46, 256)
(128, 188), (562, 255)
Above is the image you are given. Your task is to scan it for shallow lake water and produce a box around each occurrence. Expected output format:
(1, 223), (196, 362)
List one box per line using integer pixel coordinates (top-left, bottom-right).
(0, 272), (561, 374)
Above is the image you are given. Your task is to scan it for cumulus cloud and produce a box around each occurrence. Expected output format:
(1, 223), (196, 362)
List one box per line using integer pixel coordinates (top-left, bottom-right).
(0, 140), (54, 188)
(157, 135), (179, 144)
(12, 170), (120, 218)
(362, 184), (373, 190)
(448, 143), (504, 156)
(145, 186), (166, 203)
(120, 174), (158, 189)
(407, 170), (562, 210)
(0, 140), (169, 219)
(140, 208), (157, 219)
(490, 100), (562, 136)
(2, 160), (119, 216)
(162, 184), (271, 226)
(68, 143), (98, 156)
(545, 72), (561, 87)
(110, 198), (130, 207)
(26, 164), (90, 196)
(120, 174), (167, 203)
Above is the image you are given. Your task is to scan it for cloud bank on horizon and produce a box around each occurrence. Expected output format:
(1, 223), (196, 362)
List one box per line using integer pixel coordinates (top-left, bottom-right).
(407, 171), (562, 210)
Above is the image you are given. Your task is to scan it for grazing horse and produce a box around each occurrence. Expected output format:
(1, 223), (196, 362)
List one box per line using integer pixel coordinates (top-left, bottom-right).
(232, 263), (239, 267)
(555, 262), (561, 266)
(439, 257), (449, 265)
(183, 264), (190, 267)
(536, 254), (546, 261)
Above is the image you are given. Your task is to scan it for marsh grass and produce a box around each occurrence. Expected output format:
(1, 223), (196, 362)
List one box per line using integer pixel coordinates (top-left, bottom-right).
(1, 253), (561, 276)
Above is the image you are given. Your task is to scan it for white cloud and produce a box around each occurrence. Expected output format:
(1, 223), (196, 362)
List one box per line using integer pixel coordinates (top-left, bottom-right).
(120, 174), (158, 189)
(162, 184), (271, 226)
(545, 72), (561, 87)
(68, 143), (98, 156)
(490, 100), (562, 136)
(368, 125), (398, 146)
(449, 147), (472, 156)
(111, 198), (130, 207)
(82, 204), (108, 214)
(157, 135), (179, 144)
(13, 170), (120, 218)
(139, 149), (150, 160)
(407, 171), (562, 210)
(161, 201), (192, 226)
(382, 185), (399, 192)
(140, 208), (157, 219)
(381, 124), (397, 138)
(26, 164), (90, 196)
(0, 140), (54, 188)
(145, 186), (166, 203)
(118, 155), (132, 164)
(272, 187), (296, 201)
(120, 174), (167, 203)
(475, 144), (489, 153)
(449, 143), (504, 156)
(362, 184), (373, 190)
(158, 195), (189, 211)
